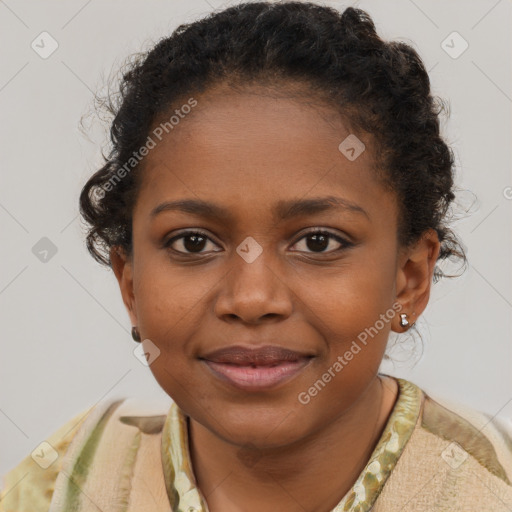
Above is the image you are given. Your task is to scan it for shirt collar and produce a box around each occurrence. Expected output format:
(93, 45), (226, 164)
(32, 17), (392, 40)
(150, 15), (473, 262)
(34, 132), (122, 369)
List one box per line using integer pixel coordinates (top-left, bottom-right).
(160, 376), (423, 512)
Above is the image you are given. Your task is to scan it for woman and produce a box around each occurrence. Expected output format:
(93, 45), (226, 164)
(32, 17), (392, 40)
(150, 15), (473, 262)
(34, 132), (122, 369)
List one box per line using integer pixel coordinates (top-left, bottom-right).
(1, 2), (511, 511)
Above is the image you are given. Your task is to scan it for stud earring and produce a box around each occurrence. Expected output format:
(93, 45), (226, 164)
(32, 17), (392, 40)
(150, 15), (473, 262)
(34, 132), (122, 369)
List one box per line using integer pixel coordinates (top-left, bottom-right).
(131, 326), (141, 342)
(399, 313), (409, 328)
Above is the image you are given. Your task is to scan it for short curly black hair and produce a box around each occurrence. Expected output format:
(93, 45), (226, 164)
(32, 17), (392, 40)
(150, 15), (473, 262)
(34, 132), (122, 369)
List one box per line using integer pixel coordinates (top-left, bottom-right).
(79, 1), (467, 284)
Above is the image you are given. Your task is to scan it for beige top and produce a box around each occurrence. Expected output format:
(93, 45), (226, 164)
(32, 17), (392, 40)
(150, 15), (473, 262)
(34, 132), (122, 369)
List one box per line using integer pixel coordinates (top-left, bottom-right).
(1, 376), (512, 511)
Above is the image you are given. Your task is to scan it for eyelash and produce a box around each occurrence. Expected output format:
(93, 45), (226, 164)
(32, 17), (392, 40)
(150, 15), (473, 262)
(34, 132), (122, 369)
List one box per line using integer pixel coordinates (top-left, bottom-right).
(164, 228), (353, 257)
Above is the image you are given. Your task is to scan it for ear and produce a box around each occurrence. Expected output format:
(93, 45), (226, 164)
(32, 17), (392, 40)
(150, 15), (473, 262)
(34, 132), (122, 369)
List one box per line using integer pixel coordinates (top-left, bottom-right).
(110, 246), (138, 326)
(393, 228), (441, 333)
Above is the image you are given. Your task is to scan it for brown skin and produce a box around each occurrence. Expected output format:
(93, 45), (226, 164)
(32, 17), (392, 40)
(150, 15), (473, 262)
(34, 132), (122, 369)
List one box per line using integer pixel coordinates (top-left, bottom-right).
(111, 84), (440, 512)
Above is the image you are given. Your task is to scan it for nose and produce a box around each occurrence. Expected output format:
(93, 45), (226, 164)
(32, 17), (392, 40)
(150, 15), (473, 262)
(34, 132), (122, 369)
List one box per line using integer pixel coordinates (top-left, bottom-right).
(213, 245), (293, 324)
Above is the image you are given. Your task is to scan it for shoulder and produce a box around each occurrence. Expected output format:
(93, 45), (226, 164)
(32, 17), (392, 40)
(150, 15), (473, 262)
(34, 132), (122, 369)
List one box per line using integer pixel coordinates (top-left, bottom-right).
(376, 379), (512, 511)
(419, 387), (512, 484)
(48, 395), (172, 512)
(0, 403), (96, 512)
(0, 396), (172, 512)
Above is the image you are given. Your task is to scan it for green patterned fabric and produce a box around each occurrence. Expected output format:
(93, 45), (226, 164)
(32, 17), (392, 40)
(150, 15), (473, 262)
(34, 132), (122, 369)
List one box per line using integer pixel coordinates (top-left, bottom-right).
(2, 376), (512, 511)
(161, 377), (422, 512)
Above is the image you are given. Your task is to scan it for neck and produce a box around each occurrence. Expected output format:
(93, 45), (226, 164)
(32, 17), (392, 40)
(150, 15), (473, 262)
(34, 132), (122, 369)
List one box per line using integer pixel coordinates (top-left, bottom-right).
(188, 374), (399, 512)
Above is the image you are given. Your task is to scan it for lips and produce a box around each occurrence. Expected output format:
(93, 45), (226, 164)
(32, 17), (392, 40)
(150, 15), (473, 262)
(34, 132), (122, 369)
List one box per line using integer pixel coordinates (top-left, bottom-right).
(199, 345), (314, 391)
(200, 345), (313, 366)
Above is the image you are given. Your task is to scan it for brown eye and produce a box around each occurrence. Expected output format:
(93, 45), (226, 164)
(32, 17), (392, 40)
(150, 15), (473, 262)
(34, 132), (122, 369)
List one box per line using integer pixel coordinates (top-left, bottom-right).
(290, 229), (352, 254)
(165, 230), (220, 255)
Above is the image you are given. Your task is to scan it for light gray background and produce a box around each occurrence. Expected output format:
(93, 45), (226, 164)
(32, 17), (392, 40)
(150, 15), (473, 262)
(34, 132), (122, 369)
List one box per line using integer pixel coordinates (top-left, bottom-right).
(1, 0), (511, 478)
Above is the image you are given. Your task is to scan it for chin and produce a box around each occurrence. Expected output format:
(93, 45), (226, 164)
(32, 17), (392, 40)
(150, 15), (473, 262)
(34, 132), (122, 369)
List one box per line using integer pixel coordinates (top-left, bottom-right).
(213, 407), (310, 449)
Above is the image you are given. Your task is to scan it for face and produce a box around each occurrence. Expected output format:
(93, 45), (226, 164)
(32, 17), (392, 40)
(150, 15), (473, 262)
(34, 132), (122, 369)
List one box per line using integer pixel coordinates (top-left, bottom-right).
(111, 83), (438, 449)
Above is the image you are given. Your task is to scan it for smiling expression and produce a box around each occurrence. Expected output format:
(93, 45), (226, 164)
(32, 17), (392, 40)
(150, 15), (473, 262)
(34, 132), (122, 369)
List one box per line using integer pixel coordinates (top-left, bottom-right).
(111, 82), (424, 448)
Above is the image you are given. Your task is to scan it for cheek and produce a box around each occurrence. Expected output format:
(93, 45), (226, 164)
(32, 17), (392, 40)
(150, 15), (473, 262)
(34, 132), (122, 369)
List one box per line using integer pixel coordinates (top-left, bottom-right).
(296, 259), (396, 393)
(132, 261), (220, 397)
(134, 257), (215, 341)
(301, 261), (396, 340)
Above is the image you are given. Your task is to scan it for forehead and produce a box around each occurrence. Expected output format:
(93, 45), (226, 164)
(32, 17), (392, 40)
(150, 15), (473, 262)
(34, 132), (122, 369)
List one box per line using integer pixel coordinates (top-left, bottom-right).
(135, 85), (397, 226)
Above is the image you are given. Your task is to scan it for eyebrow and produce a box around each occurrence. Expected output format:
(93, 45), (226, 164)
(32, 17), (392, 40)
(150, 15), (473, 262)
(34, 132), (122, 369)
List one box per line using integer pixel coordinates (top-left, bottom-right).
(150, 196), (370, 222)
